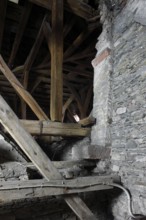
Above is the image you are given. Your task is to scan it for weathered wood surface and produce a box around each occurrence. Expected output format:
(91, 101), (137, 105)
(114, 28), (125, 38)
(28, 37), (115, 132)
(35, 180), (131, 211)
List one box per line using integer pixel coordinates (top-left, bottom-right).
(0, 175), (115, 189)
(0, 95), (97, 220)
(78, 116), (96, 127)
(0, 176), (114, 203)
(0, 55), (48, 120)
(50, 0), (63, 121)
(20, 120), (90, 137)
(24, 159), (95, 170)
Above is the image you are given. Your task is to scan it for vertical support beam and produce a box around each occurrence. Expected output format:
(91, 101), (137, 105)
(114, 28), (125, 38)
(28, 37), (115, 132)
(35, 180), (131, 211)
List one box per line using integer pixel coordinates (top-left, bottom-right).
(50, 0), (63, 121)
(0, 0), (7, 52)
(8, 1), (32, 67)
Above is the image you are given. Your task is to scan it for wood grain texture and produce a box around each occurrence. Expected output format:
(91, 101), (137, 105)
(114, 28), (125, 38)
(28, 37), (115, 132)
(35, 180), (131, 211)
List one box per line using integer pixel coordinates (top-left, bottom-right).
(0, 95), (97, 220)
(50, 0), (63, 121)
(0, 55), (48, 120)
(20, 120), (90, 137)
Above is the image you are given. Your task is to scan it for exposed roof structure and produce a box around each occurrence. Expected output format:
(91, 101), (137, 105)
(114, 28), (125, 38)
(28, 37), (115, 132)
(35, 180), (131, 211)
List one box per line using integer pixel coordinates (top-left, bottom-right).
(0, 0), (101, 122)
(0, 1), (117, 219)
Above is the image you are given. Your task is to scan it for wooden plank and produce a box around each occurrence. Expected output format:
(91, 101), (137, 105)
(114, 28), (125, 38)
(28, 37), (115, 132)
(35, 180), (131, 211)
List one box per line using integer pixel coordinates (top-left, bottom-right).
(50, 0), (63, 121)
(24, 160), (96, 170)
(0, 95), (97, 220)
(8, 1), (32, 67)
(62, 95), (74, 121)
(0, 55), (48, 120)
(29, 0), (99, 20)
(78, 116), (96, 127)
(20, 120), (90, 137)
(0, 0), (7, 52)
(0, 176), (113, 204)
(64, 81), (85, 119)
(64, 30), (90, 59)
(0, 175), (115, 189)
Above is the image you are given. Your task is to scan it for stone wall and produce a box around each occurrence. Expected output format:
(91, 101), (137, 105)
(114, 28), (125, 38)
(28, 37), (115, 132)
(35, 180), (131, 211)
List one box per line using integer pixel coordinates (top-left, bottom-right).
(91, 0), (113, 147)
(111, 0), (146, 219)
(91, 0), (146, 219)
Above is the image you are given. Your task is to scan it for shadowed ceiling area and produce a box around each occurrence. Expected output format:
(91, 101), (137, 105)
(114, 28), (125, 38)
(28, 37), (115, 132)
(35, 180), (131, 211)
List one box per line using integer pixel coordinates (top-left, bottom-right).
(0, 0), (101, 122)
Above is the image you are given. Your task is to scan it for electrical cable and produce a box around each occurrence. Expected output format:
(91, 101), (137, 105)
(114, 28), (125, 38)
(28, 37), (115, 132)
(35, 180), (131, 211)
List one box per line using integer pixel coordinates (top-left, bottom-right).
(105, 183), (144, 219)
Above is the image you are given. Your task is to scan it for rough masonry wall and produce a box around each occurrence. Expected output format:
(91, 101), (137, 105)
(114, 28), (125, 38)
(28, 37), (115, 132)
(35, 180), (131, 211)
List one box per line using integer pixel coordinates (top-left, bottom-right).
(91, 1), (113, 148)
(111, 0), (146, 219)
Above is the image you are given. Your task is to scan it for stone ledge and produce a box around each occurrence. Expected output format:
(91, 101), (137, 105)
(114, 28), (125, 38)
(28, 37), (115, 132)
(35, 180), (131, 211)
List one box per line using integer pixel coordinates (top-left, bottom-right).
(91, 47), (111, 68)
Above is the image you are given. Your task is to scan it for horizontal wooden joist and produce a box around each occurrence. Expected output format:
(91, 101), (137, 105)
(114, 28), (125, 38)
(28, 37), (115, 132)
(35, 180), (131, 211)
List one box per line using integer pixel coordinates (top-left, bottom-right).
(20, 120), (90, 137)
(24, 160), (96, 171)
(29, 0), (99, 20)
(0, 175), (115, 204)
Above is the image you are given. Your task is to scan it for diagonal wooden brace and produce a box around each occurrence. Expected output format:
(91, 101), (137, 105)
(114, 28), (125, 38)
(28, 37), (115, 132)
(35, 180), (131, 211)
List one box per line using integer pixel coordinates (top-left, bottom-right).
(0, 95), (97, 220)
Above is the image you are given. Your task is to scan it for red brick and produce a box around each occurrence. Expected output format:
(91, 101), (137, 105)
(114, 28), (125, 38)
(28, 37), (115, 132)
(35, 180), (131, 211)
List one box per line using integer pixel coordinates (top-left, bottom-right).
(91, 47), (111, 67)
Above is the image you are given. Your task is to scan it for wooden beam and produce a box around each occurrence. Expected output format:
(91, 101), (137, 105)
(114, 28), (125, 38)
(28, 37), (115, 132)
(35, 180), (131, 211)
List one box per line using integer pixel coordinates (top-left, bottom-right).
(22, 15), (47, 118)
(0, 55), (48, 120)
(0, 175), (113, 204)
(62, 95), (74, 121)
(50, 0), (63, 121)
(0, 0), (7, 52)
(29, 0), (99, 21)
(23, 15), (46, 77)
(0, 95), (97, 220)
(20, 120), (90, 137)
(64, 81), (85, 119)
(24, 160), (96, 170)
(8, 1), (32, 67)
(64, 30), (90, 59)
(78, 116), (96, 127)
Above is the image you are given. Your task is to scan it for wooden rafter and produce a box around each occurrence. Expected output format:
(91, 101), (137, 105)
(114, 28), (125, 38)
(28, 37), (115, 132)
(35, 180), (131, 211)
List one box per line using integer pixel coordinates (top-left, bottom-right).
(8, 1), (32, 67)
(29, 0), (99, 20)
(64, 29), (91, 59)
(62, 95), (74, 121)
(0, 0), (7, 52)
(64, 81), (85, 119)
(0, 95), (97, 220)
(50, 0), (63, 121)
(22, 14), (47, 118)
(0, 55), (48, 120)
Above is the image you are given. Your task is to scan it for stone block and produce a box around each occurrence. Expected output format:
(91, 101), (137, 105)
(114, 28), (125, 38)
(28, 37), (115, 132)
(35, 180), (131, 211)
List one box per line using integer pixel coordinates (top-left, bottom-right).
(116, 107), (127, 114)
